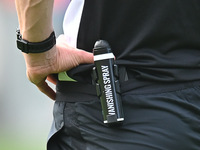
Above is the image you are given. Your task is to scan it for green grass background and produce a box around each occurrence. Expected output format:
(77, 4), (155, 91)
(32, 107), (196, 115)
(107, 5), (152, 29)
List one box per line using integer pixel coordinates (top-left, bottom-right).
(0, 135), (46, 150)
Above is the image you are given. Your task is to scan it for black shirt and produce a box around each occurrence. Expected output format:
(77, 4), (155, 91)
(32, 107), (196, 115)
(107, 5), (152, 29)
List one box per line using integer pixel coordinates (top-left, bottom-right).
(67, 0), (200, 82)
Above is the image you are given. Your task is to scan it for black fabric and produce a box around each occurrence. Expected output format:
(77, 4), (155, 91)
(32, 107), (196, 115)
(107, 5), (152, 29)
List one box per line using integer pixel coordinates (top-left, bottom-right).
(56, 82), (96, 102)
(47, 1), (200, 149)
(48, 81), (200, 150)
(68, 0), (200, 83)
(56, 79), (200, 102)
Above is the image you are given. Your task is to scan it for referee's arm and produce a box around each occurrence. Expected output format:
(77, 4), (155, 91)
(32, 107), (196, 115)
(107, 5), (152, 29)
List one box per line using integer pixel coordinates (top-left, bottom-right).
(15, 0), (93, 100)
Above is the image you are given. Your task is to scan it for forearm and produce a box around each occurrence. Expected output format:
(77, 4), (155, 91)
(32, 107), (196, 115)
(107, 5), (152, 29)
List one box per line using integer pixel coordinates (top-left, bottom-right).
(15, 0), (54, 42)
(15, 0), (94, 100)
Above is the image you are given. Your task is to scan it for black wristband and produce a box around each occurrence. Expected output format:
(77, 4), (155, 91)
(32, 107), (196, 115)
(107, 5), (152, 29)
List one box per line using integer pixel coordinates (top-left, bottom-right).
(16, 29), (56, 54)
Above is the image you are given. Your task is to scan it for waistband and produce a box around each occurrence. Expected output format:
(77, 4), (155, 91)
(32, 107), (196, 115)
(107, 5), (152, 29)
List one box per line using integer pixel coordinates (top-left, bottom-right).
(56, 64), (200, 102)
(56, 78), (200, 102)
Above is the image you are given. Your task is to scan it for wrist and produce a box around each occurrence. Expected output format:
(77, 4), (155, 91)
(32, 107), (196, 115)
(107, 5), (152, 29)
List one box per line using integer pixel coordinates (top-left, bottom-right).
(16, 29), (56, 54)
(21, 27), (54, 42)
(23, 45), (57, 69)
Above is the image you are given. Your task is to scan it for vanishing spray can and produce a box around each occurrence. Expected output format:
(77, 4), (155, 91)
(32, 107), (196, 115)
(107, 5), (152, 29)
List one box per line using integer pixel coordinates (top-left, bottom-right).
(92, 40), (124, 125)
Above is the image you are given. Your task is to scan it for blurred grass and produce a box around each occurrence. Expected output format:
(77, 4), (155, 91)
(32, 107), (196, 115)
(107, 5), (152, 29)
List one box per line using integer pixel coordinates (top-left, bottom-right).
(0, 131), (47, 150)
(0, 140), (44, 150)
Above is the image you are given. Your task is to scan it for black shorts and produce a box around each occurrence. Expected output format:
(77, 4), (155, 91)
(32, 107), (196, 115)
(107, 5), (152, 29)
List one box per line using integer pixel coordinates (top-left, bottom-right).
(47, 80), (200, 150)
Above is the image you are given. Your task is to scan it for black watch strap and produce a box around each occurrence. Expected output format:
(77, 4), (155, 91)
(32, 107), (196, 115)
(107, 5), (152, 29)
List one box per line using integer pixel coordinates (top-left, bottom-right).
(16, 29), (56, 54)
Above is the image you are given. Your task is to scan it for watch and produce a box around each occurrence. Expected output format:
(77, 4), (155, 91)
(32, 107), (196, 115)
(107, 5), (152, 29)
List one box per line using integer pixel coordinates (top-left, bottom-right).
(16, 29), (56, 54)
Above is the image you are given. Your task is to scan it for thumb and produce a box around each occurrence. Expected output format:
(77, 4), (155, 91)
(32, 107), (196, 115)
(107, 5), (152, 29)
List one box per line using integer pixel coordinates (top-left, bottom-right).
(77, 49), (94, 64)
(56, 34), (94, 66)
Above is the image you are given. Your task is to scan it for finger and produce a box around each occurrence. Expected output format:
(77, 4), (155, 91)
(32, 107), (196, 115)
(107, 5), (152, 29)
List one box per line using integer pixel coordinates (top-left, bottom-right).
(77, 50), (94, 64)
(47, 74), (57, 85)
(57, 34), (94, 64)
(37, 81), (56, 100)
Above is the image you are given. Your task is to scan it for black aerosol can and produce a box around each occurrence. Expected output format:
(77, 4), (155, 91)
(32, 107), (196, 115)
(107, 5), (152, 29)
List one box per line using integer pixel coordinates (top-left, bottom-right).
(92, 40), (124, 125)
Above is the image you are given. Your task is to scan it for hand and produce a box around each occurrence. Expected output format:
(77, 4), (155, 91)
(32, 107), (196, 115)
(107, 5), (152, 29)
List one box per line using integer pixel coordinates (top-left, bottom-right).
(23, 34), (94, 100)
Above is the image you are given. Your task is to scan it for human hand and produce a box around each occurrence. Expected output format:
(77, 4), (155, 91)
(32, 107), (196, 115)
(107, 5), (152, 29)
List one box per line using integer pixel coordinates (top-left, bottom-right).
(23, 34), (94, 100)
